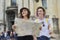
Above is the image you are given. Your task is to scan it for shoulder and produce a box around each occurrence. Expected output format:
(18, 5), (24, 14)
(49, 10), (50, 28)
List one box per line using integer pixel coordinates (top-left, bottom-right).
(15, 17), (21, 20)
(34, 19), (40, 23)
(45, 18), (52, 24)
(45, 18), (51, 22)
(15, 17), (23, 22)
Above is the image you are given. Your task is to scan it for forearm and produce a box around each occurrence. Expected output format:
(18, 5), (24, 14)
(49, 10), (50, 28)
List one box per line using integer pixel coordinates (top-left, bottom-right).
(48, 25), (53, 34)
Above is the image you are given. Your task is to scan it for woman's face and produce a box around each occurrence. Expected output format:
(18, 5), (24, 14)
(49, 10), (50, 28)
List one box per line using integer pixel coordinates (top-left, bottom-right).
(37, 9), (44, 17)
(22, 9), (28, 17)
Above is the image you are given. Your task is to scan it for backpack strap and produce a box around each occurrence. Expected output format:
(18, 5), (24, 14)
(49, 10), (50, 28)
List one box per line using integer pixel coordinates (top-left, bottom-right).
(35, 19), (39, 23)
(45, 18), (49, 23)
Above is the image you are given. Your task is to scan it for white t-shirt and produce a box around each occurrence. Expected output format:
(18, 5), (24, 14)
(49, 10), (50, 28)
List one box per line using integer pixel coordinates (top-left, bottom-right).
(35, 18), (52, 38)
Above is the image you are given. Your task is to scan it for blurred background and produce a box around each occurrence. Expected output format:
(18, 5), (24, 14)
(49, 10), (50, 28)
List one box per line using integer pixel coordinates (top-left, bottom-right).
(0, 0), (60, 40)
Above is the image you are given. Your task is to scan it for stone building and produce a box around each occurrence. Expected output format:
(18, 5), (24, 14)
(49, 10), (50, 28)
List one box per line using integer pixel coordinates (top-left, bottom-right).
(0, 0), (60, 34)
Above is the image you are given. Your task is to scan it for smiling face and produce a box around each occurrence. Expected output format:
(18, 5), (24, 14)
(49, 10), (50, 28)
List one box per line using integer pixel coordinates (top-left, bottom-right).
(20, 7), (30, 19)
(22, 9), (28, 17)
(36, 7), (46, 18)
(37, 8), (44, 18)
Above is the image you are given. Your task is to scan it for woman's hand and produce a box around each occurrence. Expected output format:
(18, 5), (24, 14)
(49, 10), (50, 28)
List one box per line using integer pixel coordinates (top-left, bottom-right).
(12, 24), (16, 30)
(49, 32), (52, 35)
(39, 27), (42, 30)
(33, 35), (37, 40)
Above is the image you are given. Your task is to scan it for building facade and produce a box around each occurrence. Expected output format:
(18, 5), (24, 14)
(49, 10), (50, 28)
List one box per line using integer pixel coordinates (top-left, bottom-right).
(0, 0), (60, 34)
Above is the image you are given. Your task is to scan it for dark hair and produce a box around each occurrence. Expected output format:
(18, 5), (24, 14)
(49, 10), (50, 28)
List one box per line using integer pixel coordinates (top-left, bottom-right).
(36, 7), (46, 17)
(19, 7), (30, 19)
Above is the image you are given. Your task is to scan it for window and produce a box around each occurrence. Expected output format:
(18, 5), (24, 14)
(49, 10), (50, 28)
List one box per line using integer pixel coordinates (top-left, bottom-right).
(41, 0), (47, 9)
(11, 0), (16, 6)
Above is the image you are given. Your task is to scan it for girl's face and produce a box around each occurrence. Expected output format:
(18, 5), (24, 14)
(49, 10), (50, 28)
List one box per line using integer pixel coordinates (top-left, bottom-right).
(22, 9), (28, 17)
(37, 9), (44, 18)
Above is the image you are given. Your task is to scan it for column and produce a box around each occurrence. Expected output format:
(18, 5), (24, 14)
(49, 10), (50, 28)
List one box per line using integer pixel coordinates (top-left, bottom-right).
(57, 0), (60, 32)
(16, 0), (23, 13)
(24, 0), (29, 8)
(0, 0), (4, 23)
(30, 0), (34, 16)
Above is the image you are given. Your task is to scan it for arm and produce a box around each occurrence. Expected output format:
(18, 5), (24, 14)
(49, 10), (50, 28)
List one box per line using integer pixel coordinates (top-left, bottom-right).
(39, 26), (42, 30)
(48, 24), (53, 34)
(48, 19), (53, 35)
(12, 24), (16, 31)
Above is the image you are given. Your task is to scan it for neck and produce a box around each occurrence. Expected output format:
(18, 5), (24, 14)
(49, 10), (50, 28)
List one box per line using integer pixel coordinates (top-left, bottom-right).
(39, 16), (44, 20)
(23, 16), (28, 20)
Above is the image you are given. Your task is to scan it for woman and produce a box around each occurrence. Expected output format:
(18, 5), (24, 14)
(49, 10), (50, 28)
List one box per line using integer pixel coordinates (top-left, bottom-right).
(12, 7), (34, 40)
(35, 7), (52, 40)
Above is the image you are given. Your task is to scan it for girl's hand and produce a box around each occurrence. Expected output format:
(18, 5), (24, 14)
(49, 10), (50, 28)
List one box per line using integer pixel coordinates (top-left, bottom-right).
(33, 35), (37, 40)
(12, 24), (16, 29)
(39, 27), (42, 30)
(49, 32), (52, 35)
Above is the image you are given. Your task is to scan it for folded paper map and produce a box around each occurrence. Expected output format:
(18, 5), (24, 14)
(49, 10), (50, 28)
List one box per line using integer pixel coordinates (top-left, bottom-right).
(15, 18), (41, 37)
